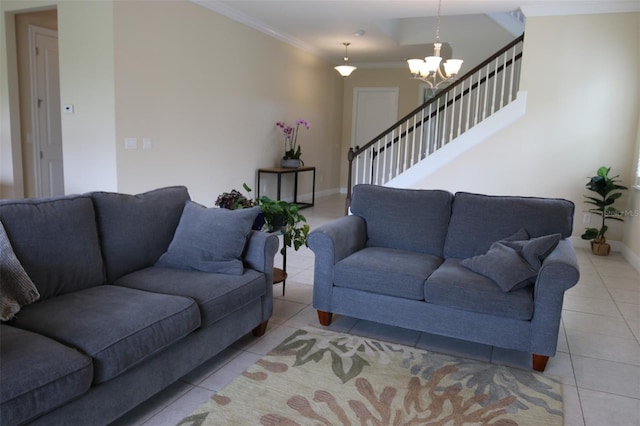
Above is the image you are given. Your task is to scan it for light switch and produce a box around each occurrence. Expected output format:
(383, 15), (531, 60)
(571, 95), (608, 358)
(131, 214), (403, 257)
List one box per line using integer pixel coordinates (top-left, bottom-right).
(125, 137), (138, 149)
(142, 138), (152, 150)
(63, 104), (74, 114)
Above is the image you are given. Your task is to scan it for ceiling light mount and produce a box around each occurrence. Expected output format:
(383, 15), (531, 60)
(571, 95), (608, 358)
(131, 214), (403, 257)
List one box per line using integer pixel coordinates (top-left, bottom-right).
(335, 42), (357, 77)
(407, 0), (463, 90)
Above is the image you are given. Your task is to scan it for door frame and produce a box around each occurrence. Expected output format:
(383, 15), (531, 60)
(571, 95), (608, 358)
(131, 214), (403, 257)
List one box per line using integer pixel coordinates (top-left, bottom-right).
(28, 24), (62, 197)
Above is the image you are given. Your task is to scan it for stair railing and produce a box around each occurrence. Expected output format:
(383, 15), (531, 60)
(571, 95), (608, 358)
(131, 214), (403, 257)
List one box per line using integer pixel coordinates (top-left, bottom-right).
(346, 34), (525, 212)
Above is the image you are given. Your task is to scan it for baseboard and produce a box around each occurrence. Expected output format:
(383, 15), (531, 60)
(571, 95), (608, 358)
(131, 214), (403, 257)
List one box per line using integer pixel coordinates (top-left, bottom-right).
(570, 236), (640, 273)
(621, 244), (640, 273)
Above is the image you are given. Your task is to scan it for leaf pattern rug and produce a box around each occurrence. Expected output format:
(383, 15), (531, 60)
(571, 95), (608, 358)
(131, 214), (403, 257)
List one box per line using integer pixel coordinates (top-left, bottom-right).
(178, 327), (563, 425)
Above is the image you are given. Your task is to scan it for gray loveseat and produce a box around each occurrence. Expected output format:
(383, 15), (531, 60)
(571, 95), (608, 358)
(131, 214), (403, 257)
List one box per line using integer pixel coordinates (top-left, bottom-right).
(0, 186), (279, 426)
(308, 184), (580, 371)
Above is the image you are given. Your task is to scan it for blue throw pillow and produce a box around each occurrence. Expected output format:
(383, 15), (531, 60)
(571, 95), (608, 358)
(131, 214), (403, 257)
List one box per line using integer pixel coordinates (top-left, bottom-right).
(504, 233), (562, 270)
(460, 242), (537, 292)
(0, 220), (40, 321)
(461, 232), (562, 292)
(156, 202), (260, 275)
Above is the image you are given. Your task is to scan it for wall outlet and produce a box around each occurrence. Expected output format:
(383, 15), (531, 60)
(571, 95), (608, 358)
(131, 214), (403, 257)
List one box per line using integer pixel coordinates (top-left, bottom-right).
(583, 212), (591, 224)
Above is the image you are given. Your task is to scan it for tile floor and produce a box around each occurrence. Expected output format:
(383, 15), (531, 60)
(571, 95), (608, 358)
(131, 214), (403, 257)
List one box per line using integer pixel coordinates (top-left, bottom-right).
(111, 194), (640, 426)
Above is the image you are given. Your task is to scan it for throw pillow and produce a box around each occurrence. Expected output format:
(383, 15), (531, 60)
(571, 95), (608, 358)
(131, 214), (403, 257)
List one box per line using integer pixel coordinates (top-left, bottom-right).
(0, 220), (40, 321)
(156, 202), (259, 275)
(460, 242), (537, 292)
(502, 234), (562, 269)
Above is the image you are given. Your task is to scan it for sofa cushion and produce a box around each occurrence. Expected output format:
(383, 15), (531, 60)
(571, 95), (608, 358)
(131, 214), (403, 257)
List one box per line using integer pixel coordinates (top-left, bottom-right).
(0, 195), (106, 300)
(92, 186), (191, 282)
(0, 324), (93, 426)
(10, 285), (201, 384)
(334, 247), (443, 300)
(0, 220), (40, 321)
(443, 192), (574, 259)
(156, 202), (259, 275)
(349, 184), (453, 256)
(115, 266), (266, 327)
(425, 258), (534, 320)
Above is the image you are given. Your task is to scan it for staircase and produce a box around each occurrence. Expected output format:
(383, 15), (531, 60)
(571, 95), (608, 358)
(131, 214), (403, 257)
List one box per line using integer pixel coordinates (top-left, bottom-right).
(346, 34), (525, 210)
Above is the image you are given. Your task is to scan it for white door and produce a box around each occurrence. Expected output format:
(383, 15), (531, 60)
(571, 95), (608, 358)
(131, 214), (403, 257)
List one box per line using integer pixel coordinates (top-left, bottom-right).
(352, 87), (399, 149)
(30, 25), (64, 197)
(351, 87), (399, 185)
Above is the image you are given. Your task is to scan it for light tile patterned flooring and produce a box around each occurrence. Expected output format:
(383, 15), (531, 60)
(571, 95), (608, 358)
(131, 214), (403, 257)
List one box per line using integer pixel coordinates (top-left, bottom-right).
(112, 194), (640, 426)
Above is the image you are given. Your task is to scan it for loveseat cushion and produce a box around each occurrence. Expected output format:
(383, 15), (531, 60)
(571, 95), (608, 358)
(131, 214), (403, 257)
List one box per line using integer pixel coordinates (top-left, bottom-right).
(425, 258), (534, 320)
(443, 192), (574, 259)
(334, 247), (443, 300)
(349, 185), (453, 256)
(0, 195), (106, 300)
(92, 186), (191, 282)
(10, 285), (200, 384)
(0, 324), (93, 426)
(115, 266), (266, 327)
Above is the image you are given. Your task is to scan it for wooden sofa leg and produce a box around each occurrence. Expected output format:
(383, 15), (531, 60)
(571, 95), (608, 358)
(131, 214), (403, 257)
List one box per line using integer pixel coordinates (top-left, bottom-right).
(532, 354), (549, 372)
(317, 310), (333, 326)
(252, 320), (269, 337)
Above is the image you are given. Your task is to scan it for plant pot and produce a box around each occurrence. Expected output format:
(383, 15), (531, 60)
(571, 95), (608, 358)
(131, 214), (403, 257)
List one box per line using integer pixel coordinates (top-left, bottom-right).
(280, 159), (301, 168)
(591, 240), (611, 256)
(269, 213), (287, 232)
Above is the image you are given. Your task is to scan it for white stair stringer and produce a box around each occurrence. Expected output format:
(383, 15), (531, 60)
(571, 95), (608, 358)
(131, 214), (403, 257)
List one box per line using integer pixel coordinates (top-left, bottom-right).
(386, 91), (527, 189)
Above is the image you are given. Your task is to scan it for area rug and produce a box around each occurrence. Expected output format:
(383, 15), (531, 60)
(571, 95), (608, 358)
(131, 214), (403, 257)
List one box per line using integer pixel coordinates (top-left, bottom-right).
(178, 327), (562, 425)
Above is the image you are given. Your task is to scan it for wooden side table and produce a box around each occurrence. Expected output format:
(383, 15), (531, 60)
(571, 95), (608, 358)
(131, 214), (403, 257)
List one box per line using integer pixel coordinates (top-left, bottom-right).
(257, 166), (316, 209)
(273, 267), (287, 296)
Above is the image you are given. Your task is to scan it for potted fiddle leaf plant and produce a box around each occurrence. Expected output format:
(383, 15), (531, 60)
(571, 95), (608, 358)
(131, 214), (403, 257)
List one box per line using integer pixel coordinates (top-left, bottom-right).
(581, 166), (628, 256)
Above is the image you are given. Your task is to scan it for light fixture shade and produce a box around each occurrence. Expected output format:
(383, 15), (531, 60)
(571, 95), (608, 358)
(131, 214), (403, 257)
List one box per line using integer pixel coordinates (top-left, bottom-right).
(443, 59), (463, 77)
(335, 65), (357, 77)
(424, 56), (442, 73)
(407, 59), (424, 75)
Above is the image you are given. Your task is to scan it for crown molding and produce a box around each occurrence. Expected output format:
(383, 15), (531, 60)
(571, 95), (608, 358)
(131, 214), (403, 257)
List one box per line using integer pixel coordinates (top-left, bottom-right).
(191, 0), (331, 62)
(521, 2), (640, 17)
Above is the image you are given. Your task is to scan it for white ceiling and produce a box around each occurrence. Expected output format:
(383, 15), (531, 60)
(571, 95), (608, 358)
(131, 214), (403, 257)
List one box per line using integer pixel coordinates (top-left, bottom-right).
(193, 1), (639, 70)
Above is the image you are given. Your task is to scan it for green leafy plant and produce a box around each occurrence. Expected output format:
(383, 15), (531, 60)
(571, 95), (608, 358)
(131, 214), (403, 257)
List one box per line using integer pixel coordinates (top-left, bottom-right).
(215, 183), (309, 255)
(215, 183), (256, 209)
(581, 166), (628, 243)
(258, 195), (310, 255)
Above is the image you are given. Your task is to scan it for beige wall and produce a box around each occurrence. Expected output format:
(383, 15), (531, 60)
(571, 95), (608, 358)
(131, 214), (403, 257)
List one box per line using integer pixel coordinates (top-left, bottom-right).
(112, 0), (343, 205)
(1, 0), (118, 196)
(411, 13), (640, 249)
(2, 0), (343, 203)
(338, 68), (423, 188)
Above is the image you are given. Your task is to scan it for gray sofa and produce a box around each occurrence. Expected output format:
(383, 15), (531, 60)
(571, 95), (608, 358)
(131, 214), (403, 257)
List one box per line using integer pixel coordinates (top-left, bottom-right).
(0, 186), (279, 426)
(308, 184), (580, 371)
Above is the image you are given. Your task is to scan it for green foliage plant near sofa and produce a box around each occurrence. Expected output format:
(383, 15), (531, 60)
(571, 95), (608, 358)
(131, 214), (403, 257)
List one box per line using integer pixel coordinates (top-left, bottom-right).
(581, 166), (627, 256)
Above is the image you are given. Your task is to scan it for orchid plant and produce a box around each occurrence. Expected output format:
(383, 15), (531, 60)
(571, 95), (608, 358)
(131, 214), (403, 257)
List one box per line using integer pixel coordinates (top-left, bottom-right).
(277, 119), (310, 160)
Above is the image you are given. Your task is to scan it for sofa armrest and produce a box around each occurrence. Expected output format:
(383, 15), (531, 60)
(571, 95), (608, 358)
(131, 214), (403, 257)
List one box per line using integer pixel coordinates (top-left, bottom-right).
(244, 230), (279, 275)
(530, 239), (580, 355)
(307, 215), (366, 311)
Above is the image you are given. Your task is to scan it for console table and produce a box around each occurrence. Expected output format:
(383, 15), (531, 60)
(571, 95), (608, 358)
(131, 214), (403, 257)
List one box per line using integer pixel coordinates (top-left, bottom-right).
(256, 166), (316, 209)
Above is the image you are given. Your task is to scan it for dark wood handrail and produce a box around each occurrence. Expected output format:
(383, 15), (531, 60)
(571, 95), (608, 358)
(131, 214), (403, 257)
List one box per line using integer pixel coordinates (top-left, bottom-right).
(349, 34), (525, 159)
(345, 34), (525, 213)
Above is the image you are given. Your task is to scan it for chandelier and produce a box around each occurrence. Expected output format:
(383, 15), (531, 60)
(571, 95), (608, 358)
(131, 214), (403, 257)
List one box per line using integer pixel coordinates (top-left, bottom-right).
(335, 42), (357, 77)
(407, 0), (463, 89)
